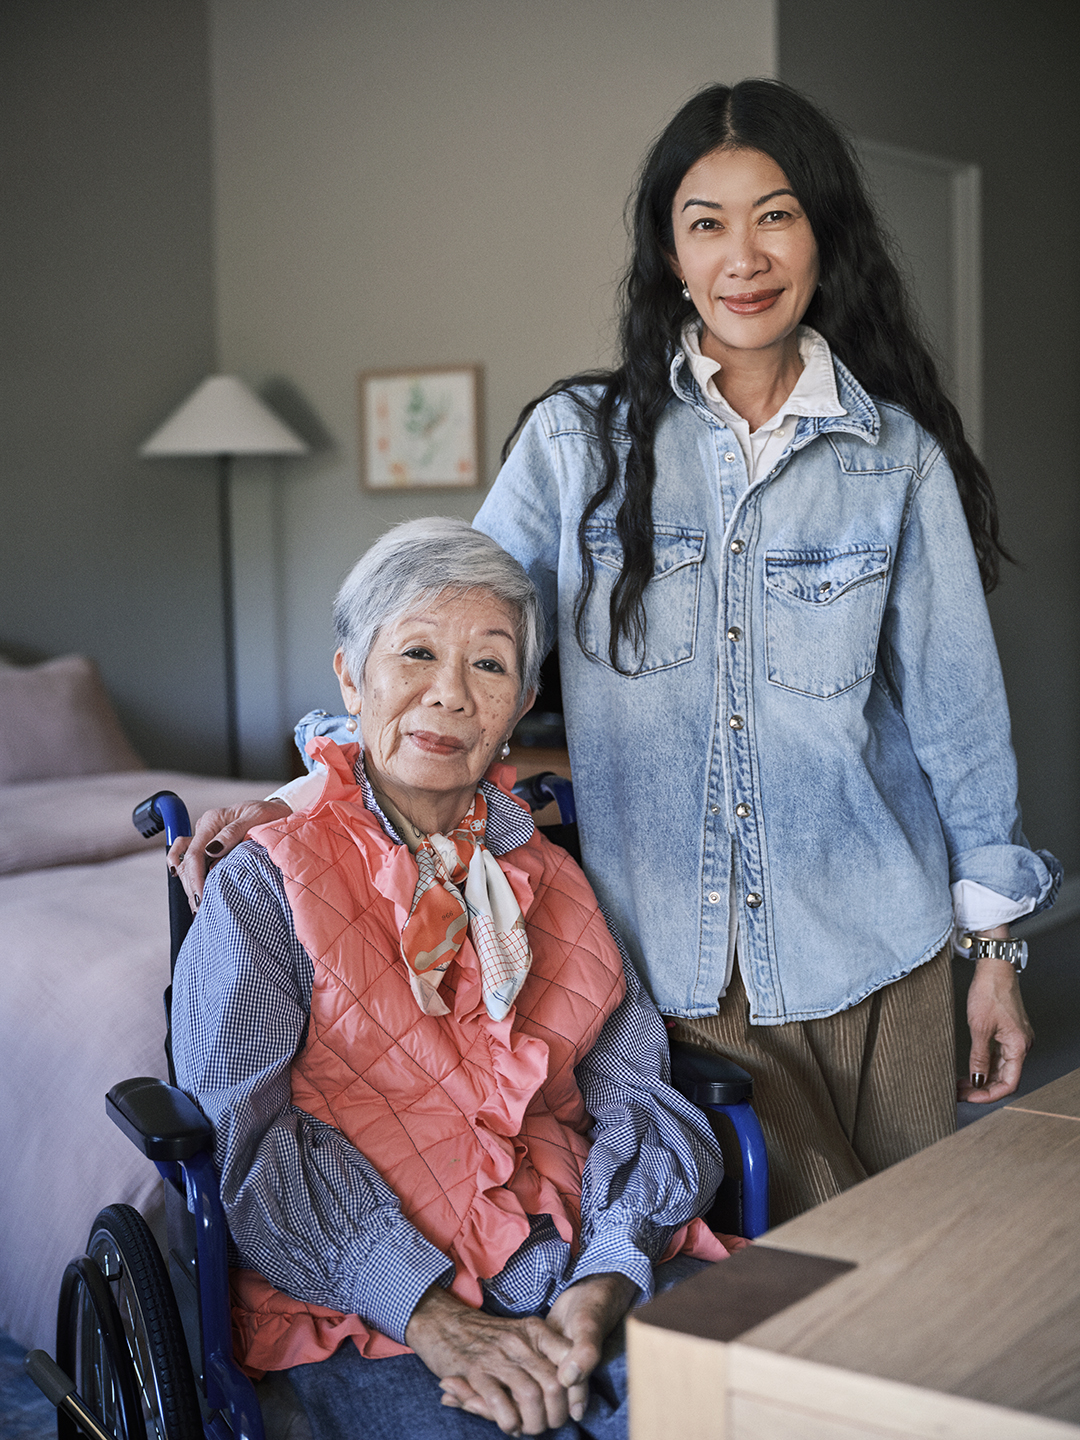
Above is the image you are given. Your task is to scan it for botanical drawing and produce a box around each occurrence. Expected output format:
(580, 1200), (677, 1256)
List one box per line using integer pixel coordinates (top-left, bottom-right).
(361, 367), (480, 489)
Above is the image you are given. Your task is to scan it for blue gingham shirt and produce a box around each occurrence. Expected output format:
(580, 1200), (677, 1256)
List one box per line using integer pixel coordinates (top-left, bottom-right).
(171, 764), (722, 1347)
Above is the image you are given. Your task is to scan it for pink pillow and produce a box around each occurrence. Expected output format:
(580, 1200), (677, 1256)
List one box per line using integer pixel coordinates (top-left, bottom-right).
(0, 654), (145, 784)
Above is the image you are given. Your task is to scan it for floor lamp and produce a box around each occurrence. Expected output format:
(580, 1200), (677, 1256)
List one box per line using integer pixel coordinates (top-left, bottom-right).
(140, 376), (308, 777)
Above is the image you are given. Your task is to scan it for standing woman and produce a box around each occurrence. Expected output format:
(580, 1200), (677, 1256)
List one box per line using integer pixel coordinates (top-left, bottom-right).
(472, 79), (1059, 1222)
(176, 79), (1060, 1226)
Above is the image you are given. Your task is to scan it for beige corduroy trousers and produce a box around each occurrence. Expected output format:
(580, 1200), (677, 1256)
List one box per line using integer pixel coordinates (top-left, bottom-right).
(667, 947), (957, 1226)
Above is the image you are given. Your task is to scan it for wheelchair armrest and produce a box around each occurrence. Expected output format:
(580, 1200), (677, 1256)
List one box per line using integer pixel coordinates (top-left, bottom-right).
(669, 1042), (754, 1106)
(106, 1076), (213, 1160)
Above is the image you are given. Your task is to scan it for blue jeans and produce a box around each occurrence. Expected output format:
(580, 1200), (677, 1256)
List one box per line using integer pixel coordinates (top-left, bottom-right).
(284, 1257), (710, 1440)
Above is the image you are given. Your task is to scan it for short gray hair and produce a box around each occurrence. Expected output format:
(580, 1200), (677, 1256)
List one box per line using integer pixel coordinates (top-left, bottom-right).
(333, 517), (544, 701)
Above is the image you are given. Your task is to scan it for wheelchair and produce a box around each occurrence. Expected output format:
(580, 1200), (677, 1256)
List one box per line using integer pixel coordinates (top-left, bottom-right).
(27, 778), (768, 1440)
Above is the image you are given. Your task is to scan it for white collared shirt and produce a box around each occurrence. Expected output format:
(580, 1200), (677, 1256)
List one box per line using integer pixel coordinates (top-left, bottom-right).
(681, 323), (847, 485)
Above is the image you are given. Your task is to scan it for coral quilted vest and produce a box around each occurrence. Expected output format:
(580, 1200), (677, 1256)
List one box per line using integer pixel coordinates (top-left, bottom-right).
(230, 740), (628, 1372)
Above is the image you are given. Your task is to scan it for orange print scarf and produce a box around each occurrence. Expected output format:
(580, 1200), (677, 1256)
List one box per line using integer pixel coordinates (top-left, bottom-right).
(399, 790), (532, 1022)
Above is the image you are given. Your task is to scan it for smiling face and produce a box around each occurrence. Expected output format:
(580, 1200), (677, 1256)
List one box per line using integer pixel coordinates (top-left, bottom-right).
(669, 145), (819, 371)
(336, 588), (534, 835)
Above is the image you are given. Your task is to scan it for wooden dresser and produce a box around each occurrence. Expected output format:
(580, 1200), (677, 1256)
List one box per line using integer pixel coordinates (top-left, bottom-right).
(628, 1070), (1080, 1438)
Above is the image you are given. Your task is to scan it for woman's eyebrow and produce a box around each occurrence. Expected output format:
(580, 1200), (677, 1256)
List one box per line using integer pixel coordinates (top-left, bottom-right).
(680, 187), (797, 212)
(754, 188), (797, 206)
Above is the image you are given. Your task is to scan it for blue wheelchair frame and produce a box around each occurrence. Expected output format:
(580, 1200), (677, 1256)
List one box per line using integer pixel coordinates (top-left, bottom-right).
(29, 779), (767, 1440)
(111, 791), (267, 1440)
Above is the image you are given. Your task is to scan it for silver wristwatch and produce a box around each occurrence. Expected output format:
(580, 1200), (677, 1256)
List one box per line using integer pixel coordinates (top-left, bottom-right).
(958, 932), (1028, 973)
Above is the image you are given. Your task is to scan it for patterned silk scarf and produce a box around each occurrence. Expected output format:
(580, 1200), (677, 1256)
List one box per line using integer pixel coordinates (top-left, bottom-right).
(399, 789), (533, 1021)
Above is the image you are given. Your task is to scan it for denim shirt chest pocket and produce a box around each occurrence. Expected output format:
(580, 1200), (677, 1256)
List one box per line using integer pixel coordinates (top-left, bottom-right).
(581, 522), (706, 674)
(764, 544), (890, 698)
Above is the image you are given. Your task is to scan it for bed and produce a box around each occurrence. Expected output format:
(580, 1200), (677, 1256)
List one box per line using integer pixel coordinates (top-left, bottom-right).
(0, 653), (281, 1351)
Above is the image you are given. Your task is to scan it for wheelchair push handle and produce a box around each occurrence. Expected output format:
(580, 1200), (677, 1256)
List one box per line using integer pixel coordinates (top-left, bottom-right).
(132, 790), (192, 847)
(669, 1041), (755, 1105)
(511, 771), (576, 824)
(24, 1350), (115, 1440)
(133, 790), (195, 975)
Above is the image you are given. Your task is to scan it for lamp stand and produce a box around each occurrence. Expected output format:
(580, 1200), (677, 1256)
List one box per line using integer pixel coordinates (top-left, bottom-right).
(217, 453), (240, 778)
(139, 375), (309, 777)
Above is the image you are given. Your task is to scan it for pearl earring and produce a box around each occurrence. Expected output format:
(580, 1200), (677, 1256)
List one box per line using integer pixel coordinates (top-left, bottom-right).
(500, 740), (511, 759)
(345, 714), (358, 733)
(681, 282), (691, 302)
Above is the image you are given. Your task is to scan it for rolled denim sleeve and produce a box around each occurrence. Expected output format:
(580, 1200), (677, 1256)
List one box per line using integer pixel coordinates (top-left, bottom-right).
(567, 945), (723, 1302)
(171, 843), (453, 1344)
(880, 441), (1061, 917)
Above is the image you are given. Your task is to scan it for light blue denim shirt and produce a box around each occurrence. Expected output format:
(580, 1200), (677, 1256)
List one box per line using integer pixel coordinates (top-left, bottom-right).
(470, 350), (1060, 1023)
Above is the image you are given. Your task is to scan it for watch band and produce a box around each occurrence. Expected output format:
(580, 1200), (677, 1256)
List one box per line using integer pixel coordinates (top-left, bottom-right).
(958, 932), (1028, 973)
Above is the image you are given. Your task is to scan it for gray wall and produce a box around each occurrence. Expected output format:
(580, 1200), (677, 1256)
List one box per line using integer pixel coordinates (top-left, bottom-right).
(208, 0), (777, 774)
(10, 0), (1070, 870)
(1, 0), (776, 780)
(779, 0), (1080, 878)
(0, 0), (227, 772)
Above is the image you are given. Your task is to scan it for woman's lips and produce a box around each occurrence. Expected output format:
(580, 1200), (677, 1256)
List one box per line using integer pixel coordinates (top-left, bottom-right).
(720, 289), (784, 315)
(408, 730), (467, 756)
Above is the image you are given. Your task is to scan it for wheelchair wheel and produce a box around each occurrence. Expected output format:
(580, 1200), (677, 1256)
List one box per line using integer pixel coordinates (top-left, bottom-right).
(57, 1203), (202, 1440)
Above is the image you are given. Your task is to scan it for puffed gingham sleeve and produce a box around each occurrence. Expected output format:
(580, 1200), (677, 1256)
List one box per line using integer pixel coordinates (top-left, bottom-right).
(567, 916), (724, 1302)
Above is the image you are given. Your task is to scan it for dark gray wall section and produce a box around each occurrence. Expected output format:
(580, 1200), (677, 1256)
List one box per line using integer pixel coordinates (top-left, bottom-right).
(779, 0), (1080, 876)
(0, 0), (227, 772)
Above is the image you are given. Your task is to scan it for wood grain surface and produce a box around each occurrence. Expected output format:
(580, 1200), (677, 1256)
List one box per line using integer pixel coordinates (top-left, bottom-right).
(629, 1069), (1080, 1437)
(749, 1105), (1080, 1422)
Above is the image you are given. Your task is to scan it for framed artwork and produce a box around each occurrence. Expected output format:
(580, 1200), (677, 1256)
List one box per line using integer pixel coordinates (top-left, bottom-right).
(359, 364), (483, 490)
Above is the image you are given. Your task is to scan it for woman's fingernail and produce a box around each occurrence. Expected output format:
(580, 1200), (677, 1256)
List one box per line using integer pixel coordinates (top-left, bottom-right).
(971, 1072), (987, 1088)
(571, 1403), (586, 1422)
(168, 864), (177, 877)
(205, 840), (225, 856)
(194, 893), (201, 908)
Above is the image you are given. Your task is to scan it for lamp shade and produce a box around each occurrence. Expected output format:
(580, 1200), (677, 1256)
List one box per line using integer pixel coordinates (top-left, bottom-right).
(139, 375), (308, 457)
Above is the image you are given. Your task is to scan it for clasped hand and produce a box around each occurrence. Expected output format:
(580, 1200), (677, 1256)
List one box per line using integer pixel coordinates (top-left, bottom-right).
(404, 1274), (638, 1436)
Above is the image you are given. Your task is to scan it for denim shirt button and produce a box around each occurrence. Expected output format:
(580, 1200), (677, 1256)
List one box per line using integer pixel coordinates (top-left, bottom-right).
(729, 715), (745, 730)
(724, 451), (737, 464)
(735, 802), (752, 818)
(746, 892), (763, 908)
(707, 891), (722, 904)
(710, 804), (721, 814)
(730, 539), (745, 554)
(727, 626), (742, 642)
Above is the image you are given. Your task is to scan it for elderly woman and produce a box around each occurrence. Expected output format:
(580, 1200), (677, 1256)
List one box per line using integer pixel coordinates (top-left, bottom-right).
(171, 517), (729, 1440)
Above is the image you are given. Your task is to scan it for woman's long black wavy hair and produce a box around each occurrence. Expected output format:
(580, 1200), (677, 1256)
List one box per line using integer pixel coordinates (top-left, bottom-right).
(502, 78), (1009, 672)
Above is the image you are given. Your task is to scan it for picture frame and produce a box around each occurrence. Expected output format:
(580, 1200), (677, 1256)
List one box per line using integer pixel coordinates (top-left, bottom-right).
(358, 364), (483, 490)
